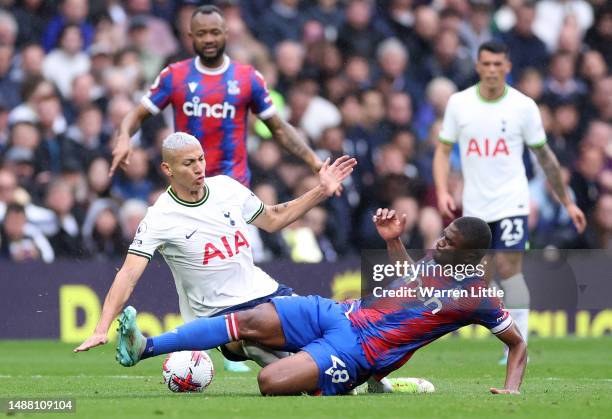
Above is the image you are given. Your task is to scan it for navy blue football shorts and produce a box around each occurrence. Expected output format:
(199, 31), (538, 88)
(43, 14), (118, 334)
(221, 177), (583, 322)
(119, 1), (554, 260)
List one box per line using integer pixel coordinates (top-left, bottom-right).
(488, 215), (529, 250)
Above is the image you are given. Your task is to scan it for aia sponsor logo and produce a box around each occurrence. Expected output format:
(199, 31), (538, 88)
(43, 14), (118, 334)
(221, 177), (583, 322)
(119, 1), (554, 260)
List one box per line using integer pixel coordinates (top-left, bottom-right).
(203, 230), (250, 264)
(466, 138), (509, 157)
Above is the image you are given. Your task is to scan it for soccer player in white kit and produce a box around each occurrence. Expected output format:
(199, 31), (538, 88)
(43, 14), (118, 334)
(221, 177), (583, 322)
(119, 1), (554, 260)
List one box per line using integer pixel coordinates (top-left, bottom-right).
(74, 132), (356, 366)
(433, 41), (586, 361)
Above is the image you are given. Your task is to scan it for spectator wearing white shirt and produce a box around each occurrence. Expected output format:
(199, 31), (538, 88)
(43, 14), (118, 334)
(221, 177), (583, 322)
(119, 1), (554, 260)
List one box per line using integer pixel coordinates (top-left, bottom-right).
(42, 24), (91, 99)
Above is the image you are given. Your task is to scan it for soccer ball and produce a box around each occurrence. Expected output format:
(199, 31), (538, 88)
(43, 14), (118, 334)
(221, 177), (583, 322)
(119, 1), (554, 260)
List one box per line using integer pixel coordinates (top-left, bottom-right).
(162, 351), (215, 393)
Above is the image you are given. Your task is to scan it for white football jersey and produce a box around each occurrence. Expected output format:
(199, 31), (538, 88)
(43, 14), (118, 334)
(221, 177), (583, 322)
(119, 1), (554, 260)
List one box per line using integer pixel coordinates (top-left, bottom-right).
(439, 84), (546, 222)
(128, 175), (278, 319)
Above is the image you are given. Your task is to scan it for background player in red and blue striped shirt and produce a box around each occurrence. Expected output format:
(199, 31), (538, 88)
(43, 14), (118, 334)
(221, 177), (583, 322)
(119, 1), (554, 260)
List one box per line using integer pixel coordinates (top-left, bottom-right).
(109, 5), (322, 185)
(113, 210), (527, 396)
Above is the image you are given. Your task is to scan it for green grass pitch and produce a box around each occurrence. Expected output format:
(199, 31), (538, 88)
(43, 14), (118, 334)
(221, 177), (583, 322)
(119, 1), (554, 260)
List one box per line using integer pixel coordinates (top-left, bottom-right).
(1, 337), (611, 418)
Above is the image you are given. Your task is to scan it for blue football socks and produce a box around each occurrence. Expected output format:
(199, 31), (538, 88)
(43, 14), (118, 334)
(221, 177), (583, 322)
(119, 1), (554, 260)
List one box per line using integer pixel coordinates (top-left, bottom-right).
(141, 314), (237, 360)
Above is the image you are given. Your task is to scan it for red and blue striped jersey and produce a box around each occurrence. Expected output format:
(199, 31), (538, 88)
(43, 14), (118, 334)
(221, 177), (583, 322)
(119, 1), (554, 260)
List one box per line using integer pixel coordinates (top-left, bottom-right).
(346, 260), (512, 378)
(142, 55), (276, 186)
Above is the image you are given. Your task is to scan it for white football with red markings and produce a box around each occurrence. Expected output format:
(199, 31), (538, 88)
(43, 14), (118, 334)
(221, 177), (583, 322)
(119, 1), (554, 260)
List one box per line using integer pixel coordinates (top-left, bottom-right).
(162, 350), (214, 393)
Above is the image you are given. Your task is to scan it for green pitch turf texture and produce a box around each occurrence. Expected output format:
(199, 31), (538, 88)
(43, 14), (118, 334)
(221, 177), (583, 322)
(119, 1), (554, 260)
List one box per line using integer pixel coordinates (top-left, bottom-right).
(1, 337), (610, 418)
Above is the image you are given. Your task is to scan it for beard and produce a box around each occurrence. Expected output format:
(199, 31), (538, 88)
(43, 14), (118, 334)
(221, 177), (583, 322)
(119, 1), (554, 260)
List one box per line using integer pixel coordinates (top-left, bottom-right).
(194, 41), (226, 67)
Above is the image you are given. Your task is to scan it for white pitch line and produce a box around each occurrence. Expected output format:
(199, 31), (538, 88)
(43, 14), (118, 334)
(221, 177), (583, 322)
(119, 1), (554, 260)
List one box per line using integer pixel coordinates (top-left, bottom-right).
(543, 377), (612, 382)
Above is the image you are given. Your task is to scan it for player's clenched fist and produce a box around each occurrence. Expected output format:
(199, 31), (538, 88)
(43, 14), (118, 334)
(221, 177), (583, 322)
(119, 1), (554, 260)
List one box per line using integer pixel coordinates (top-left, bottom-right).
(372, 208), (407, 242)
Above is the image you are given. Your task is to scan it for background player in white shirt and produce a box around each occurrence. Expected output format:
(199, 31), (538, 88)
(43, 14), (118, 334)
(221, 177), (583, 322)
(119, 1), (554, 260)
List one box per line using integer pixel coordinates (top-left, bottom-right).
(433, 41), (586, 361)
(74, 132), (356, 366)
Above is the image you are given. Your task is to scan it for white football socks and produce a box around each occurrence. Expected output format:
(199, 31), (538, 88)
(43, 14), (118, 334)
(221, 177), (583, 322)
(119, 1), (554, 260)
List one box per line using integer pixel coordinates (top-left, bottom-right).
(499, 273), (530, 344)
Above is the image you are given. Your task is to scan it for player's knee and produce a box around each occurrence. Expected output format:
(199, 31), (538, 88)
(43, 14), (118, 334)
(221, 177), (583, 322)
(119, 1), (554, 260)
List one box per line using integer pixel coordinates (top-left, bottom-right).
(257, 367), (280, 396)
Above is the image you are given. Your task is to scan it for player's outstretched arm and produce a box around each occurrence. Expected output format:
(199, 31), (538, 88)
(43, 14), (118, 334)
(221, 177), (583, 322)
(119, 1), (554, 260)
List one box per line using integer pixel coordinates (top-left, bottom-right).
(252, 155), (356, 232)
(433, 141), (457, 219)
(109, 104), (152, 178)
(490, 323), (527, 395)
(531, 143), (586, 233)
(373, 208), (415, 265)
(263, 115), (323, 173)
(73, 254), (148, 352)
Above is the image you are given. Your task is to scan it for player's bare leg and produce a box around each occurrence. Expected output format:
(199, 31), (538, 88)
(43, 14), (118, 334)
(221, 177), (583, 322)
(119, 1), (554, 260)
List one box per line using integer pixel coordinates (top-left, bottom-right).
(234, 303), (287, 348)
(257, 351), (320, 395)
(223, 304), (293, 368)
(495, 251), (529, 363)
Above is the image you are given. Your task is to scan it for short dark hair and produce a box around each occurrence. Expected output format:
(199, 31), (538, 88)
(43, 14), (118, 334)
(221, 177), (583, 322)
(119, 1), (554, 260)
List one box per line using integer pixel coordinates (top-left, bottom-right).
(453, 216), (492, 257)
(439, 8), (461, 20)
(5, 202), (25, 216)
(20, 75), (45, 102)
(521, 0), (537, 9)
(59, 23), (82, 42)
(19, 76), (60, 103)
(478, 41), (508, 58)
(192, 5), (224, 19)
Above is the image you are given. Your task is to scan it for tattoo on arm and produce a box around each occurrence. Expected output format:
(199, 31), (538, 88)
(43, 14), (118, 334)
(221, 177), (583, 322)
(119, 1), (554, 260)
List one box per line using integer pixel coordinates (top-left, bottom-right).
(532, 144), (569, 204)
(281, 122), (312, 156)
(268, 117), (314, 160)
(270, 202), (289, 214)
(271, 201), (291, 214)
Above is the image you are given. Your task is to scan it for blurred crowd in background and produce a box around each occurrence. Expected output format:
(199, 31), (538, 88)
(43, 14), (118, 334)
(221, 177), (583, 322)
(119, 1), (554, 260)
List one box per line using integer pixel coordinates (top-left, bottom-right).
(0, 0), (610, 264)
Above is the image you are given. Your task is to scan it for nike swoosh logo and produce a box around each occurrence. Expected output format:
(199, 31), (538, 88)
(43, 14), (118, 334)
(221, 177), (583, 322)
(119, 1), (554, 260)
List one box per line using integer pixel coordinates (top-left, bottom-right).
(185, 230), (197, 239)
